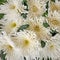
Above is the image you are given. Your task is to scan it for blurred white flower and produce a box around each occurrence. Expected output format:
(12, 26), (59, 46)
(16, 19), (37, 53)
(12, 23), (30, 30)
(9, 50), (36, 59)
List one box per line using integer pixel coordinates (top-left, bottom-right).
(25, 17), (50, 40)
(10, 30), (41, 57)
(27, 0), (46, 18)
(0, 32), (22, 60)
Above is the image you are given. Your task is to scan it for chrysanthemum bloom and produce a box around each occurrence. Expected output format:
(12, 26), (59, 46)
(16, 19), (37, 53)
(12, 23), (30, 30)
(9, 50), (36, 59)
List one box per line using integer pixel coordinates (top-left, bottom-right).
(10, 30), (40, 57)
(25, 17), (50, 40)
(0, 32), (22, 60)
(0, 0), (23, 13)
(0, 0), (24, 21)
(48, 11), (60, 32)
(39, 38), (60, 60)
(27, 0), (46, 18)
(50, 0), (60, 12)
(0, 18), (22, 34)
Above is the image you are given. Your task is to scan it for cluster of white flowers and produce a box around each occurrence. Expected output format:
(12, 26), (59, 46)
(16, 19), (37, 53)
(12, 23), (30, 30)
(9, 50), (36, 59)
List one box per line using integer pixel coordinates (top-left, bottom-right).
(0, 0), (60, 60)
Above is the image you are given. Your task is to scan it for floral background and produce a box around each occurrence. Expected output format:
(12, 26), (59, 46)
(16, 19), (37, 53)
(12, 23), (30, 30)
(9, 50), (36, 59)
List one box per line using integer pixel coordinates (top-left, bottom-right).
(0, 0), (60, 60)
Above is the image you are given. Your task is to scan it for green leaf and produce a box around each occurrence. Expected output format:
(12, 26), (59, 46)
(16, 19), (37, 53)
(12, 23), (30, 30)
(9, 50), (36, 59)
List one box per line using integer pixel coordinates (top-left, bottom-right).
(42, 57), (44, 60)
(24, 56), (26, 60)
(0, 0), (7, 5)
(41, 40), (46, 48)
(42, 11), (48, 17)
(42, 1), (49, 17)
(0, 13), (5, 20)
(21, 13), (28, 19)
(50, 29), (58, 36)
(47, 57), (49, 60)
(17, 24), (29, 32)
(47, 57), (52, 60)
(50, 57), (52, 60)
(22, 0), (28, 11)
(22, 0), (27, 6)
(51, 0), (55, 2)
(0, 24), (3, 26)
(0, 50), (7, 60)
(43, 22), (50, 28)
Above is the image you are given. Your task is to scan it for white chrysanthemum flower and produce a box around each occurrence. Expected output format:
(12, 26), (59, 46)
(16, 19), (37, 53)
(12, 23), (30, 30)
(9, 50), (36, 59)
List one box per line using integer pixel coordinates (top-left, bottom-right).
(48, 11), (60, 31)
(39, 39), (60, 60)
(25, 17), (50, 40)
(0, 18), (22, 34)
(13, 0), (27, 12)
(27, 0), (46, 18)
(50, 1), (60, 12)
(0, 0), (17, 13)
(0, 32), (22, 60)
(10, 30), (40, 57)
(0, 0), (23, 22)
(0, 0), (24, 13)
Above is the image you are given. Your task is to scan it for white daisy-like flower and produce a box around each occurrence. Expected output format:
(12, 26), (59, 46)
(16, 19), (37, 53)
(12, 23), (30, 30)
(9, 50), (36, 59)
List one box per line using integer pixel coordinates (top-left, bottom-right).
(10, 30), (40, 57)
(39, 39), (60, 60)
(25, 17), (50, 40)
(0, 0), (17, 13)
(48, 11), (60, 32)
(27, 0), (46, 18)
(0, 32), (22, 60)
(0, 0), (24, 13)
(0, 0), (60, 60)
(0, 0), (23, 24)
(50, 0), (60, 12)
(0, 18), (22, 34)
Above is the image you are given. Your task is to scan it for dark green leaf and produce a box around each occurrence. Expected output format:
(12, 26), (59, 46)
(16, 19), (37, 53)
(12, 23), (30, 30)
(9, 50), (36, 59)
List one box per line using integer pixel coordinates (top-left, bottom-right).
(21, 13), (28, 19)
(50, 57), (52, 60)
(51, 0), (55, 2)
(24, 56), (26, 60)
(42, 1), (49, 17)
(0, 50), (7, 60)
(0, 27), (2, 29)
(0, 0), (7, 5)
(43, 22), (50, 28)
(22, 0), (28, 11)
(42, 57), (44, 60)
(50, 29), (58, 36)
(22, 0), (27, 6)
(0, 24), (3, 26)
(42, 11), (48, 17)
(17, 24), (29, 32)
(47, 57), (49, 60)
(41, 40), (46, 48)
(0, 13), (5, 20)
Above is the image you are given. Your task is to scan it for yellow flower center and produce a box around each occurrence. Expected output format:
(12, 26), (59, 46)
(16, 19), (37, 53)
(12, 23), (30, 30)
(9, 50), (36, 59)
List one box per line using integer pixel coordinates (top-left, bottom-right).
(23, 39), (30, 47)
(31, 5), (38, 13)
(10, 22), (17, 28)
(34, 25), (40, 31)
(49, 44), (55, 50)
(6, 45), (13, 52)
(10, 5), (16, 9)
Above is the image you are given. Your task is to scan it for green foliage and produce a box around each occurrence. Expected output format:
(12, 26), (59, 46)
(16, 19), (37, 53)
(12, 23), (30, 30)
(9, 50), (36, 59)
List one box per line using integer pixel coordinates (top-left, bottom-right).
(17, 24), (29, 32)
(0, 50), (7, 60)
(21, 13), (28, 19)
(43, 22), (50, 28)
(50, 29), (58, 36)
(42, 1), (49, 17)
(0, 0), (7, 5)
(51, 0), (55, 2)
(41, 40), (46, 48)
(22, 0), (28, 11)
(0, 13), (5, 20)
